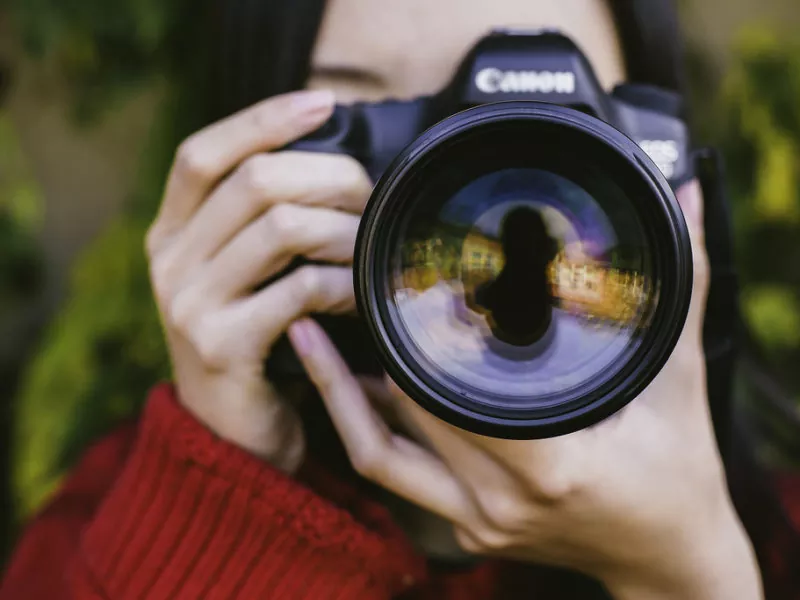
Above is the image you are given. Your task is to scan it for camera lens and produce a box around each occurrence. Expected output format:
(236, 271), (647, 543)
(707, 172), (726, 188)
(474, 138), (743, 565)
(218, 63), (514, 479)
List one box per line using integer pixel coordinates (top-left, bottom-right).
(355, 103), (692, 439)
(394, 167), (653, 405)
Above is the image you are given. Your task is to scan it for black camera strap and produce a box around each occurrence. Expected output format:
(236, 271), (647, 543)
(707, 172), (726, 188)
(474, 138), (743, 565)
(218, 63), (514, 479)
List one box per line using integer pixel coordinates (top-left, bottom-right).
(694, 147), (739, 457)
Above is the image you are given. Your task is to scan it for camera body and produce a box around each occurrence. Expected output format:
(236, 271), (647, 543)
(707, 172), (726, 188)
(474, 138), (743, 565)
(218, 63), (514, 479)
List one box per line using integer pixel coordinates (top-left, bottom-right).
(267, 29), (694, 384)
(291, 29), (692, 186)
(266, 29), (736, 441)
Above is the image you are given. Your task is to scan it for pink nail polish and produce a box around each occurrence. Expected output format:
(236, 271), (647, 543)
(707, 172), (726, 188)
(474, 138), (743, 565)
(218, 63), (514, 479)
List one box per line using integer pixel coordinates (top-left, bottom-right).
(291, 89), (335, 114)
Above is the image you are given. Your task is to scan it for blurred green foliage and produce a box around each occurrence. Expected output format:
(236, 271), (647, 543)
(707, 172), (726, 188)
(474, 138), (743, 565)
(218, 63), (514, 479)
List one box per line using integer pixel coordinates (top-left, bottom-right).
(10, 102), (204, 518)
(705, 29), (800, 395)
(743, 286), (800, 349)
(5, 0), (210, 518)
(1, 0), (184, 123)
(0, 114), (42, 315)
(0, 102), (43, 561)
(12, 214), (170, 517)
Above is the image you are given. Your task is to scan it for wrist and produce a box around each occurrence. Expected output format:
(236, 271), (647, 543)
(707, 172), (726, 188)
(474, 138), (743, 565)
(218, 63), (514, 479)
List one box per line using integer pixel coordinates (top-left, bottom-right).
(604, 508), (762, 600)
(175, 375), (306, 473)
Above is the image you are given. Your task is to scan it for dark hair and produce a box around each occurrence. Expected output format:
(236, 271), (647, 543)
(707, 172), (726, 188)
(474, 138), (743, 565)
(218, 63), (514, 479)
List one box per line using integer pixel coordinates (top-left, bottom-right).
(208, 0), (327, 121)
(208, 0), (687, 120)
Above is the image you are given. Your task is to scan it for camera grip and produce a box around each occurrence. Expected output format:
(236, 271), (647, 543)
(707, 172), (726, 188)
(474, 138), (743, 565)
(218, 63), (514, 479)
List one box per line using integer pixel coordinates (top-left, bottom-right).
(266, 100), (432, 383)
(289, 105), (359, 157)
(289, 99), (432, 179)
(263, 107), (374, 384)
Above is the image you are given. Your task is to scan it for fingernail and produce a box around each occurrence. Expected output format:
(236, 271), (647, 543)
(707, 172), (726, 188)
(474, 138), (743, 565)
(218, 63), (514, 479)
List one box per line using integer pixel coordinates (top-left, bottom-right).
(289, 321), (314, 357)
(291, 89), (335, 114)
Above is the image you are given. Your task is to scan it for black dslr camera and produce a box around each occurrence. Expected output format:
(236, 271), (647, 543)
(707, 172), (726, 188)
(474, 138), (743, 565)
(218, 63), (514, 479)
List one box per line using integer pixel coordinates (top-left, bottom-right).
(268, 30), (711, 440)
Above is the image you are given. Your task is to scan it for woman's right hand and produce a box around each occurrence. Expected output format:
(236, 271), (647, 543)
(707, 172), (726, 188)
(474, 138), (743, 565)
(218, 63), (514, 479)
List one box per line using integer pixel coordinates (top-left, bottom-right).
(145, 90), (373, 473)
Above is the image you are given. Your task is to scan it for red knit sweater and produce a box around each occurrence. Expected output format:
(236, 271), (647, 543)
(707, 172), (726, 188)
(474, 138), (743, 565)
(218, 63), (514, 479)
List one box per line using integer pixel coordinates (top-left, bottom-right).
(1, 384), (799, 599)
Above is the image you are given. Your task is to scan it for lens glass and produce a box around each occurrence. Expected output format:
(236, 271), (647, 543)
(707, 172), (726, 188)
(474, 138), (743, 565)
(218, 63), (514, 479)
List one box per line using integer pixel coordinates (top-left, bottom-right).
(388, 166), (657, 410)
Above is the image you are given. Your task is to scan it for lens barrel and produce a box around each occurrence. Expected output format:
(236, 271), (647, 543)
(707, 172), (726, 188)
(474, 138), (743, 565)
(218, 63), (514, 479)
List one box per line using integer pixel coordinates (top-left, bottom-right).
(355, 102), (692, 439)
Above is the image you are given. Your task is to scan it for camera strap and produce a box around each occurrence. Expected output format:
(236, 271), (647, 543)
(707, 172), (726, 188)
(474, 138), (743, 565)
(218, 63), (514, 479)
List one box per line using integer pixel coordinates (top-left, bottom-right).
(694, 147), (740, 459)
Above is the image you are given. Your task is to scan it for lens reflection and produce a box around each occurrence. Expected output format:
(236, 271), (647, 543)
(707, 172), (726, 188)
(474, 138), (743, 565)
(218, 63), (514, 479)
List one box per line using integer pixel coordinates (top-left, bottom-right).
(473, 206), (557, 346)
(390, 168), (656, 409)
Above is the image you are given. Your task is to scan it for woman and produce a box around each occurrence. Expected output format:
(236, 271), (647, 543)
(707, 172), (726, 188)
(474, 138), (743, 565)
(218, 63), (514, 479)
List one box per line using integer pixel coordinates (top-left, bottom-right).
(0, 0), (792, 597)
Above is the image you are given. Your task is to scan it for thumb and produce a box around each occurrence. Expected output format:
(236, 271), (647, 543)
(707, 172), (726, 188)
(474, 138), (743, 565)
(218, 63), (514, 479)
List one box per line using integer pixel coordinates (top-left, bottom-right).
(676, 179), (710, 338)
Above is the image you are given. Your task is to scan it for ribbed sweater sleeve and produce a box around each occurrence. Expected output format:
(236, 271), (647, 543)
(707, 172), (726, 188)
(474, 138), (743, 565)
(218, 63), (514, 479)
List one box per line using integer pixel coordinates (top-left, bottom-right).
(0, 384), (426, 600)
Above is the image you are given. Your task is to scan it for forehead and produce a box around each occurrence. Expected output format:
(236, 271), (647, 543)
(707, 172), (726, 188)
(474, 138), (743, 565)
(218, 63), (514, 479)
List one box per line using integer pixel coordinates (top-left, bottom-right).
(311, 0), (626, 99)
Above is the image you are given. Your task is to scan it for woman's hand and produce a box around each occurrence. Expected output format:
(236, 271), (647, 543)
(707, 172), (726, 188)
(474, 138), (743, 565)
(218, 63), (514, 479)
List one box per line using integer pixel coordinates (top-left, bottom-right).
(146, 89), (372, 473)
(288, 181), (764, 599)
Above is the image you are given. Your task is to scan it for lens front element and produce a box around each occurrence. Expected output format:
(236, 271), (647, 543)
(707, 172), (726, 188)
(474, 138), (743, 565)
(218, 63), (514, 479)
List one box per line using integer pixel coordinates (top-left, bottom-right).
(393, 167), (655, 410)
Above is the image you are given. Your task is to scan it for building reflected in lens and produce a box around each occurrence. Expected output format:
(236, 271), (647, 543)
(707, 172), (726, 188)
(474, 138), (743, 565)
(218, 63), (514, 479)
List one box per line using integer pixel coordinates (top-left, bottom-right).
(549, 246), (651, 325)
(387, 167), (662, 409)
(400, 215), (651, 329)
(472, 207), (557, 346)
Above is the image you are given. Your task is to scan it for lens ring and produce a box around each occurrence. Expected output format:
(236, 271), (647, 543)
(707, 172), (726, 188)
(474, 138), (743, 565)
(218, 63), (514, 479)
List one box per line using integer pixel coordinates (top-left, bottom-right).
(355, 102), (692, 439)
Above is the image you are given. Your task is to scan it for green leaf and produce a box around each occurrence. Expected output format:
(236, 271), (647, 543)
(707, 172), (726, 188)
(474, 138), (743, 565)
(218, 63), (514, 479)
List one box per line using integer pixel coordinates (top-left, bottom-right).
(743, 286), (800, 350)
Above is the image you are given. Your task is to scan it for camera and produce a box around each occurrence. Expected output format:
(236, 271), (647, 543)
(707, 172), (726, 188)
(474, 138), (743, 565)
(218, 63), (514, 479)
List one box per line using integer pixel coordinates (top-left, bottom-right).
(267, 29), (695, 439)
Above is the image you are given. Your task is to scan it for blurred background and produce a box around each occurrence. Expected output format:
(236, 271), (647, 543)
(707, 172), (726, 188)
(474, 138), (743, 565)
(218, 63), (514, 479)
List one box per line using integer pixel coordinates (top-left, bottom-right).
(0, 0), (799, 563)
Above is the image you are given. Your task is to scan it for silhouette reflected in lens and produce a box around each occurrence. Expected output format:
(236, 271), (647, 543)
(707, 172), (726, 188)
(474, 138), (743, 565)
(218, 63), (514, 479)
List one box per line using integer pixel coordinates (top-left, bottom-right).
(474, 207), (559, 346)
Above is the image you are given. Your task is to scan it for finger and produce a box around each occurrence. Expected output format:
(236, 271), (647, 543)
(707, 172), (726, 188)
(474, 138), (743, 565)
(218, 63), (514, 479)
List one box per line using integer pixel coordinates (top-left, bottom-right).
(288, 318), (475, 524)
(199, 204), (360, 301)
(171, 152), (372, 267)
(390, 388), (544, 519)
(231, 265), (357, 357)
(390, 385), (570, 506)
(357, 376), (445, 450)
(148, 90), (335, 248)
(179, 265), (356, 368)
(640, 179), (711, 415)
(356, 376), (408, 431)
(676, 179), (710, 341)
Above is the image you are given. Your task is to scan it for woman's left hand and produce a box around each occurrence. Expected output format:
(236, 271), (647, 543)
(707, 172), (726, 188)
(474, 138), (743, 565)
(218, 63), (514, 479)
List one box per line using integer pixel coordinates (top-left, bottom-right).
(288, 181), (762, 600)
